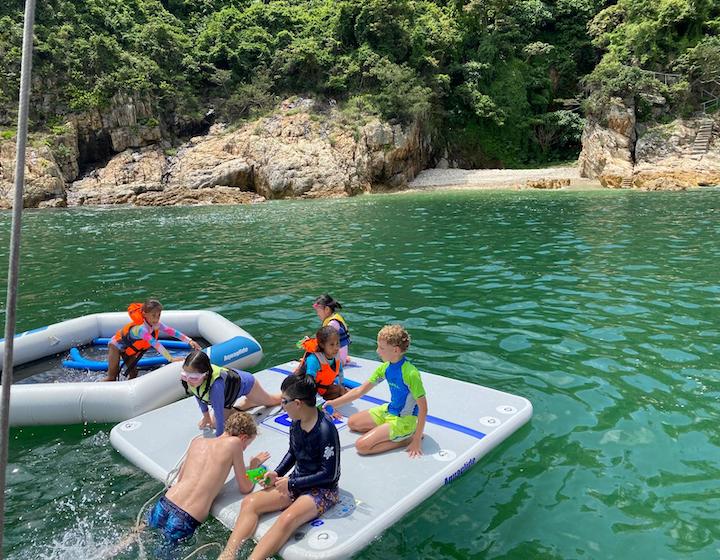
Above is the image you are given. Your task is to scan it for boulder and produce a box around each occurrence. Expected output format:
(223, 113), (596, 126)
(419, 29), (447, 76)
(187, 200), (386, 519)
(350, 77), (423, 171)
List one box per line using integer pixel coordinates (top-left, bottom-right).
(526, 178), (570, 189)
(0, 141), (66, 208)
(578, 97), (635, 184)
(68, 146), (167, 205)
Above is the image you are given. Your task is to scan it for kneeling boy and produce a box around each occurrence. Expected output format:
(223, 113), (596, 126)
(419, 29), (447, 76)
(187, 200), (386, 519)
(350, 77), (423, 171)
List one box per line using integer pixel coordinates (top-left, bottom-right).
(326, 324), (427, 457)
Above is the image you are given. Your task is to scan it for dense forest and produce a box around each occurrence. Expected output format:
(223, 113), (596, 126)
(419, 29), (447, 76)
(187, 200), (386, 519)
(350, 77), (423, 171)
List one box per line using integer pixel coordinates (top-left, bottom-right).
(0, 0), (719, 166)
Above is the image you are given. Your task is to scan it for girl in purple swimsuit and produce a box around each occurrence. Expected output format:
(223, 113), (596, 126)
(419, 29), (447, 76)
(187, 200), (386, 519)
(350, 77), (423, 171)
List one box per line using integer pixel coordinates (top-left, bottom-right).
(181, 351), (280, 437)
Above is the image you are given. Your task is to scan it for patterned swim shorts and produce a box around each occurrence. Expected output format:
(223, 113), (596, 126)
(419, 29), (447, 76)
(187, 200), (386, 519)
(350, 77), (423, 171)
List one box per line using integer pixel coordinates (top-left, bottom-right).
(146, 495), (201, 543)
(290, 486), (340, 516)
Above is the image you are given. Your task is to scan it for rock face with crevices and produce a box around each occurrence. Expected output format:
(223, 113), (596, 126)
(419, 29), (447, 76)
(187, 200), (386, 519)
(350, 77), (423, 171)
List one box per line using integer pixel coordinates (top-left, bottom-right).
(0, 97), (432, 207)
(0, 142), (66, 208)
(578, 97), (720, 190)
(161, 98), (431, 201)
(578, 97), (636, 188)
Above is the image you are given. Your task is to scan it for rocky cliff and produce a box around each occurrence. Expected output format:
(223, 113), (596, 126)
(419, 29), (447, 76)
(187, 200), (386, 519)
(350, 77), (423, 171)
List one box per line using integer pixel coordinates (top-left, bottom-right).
(0, 97), (432, 208)
(579, 97), (720, 190)
(0, 141), (66, 208)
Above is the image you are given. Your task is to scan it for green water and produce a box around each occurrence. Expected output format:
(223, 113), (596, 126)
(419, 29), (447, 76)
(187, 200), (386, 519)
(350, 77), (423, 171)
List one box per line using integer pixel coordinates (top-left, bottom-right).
(3, 189), (720, 559)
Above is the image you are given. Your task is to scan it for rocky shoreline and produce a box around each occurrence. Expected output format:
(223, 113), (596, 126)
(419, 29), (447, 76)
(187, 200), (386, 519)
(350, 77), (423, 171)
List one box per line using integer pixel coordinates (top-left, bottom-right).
(578, 99), (720, 191)
(0, 97), (432, 208)
(1, 97), (719, 209)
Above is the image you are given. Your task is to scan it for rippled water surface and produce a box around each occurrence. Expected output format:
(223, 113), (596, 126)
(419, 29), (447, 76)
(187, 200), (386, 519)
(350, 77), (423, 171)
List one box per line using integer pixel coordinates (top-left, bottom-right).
(2, 189), (720, 559)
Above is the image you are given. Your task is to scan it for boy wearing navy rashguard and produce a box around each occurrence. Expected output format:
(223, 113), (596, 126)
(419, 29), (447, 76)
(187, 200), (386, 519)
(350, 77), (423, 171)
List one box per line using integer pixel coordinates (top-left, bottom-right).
(220, 375), (341, 560)
(326, 324), (428, 458)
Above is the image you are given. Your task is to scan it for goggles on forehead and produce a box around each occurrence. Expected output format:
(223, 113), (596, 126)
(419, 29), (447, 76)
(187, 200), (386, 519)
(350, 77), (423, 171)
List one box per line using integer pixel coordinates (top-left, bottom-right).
(180, 369), (207, 382)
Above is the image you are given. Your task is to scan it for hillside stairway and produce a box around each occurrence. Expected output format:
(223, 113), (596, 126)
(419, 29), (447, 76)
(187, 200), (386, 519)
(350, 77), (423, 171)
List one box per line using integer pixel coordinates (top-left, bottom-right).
(620, 176), (633, 188)
(691, 120), (714, 157)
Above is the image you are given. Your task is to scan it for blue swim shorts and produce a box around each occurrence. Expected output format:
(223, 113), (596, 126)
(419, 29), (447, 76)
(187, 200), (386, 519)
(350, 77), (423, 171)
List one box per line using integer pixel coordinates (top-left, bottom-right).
(146, 495), (201, 543)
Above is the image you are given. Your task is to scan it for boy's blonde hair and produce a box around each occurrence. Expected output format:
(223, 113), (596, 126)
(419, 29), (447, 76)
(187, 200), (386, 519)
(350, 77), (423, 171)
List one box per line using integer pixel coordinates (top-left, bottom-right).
(378, 324), (411, 352)
(224, 411), (257, 437)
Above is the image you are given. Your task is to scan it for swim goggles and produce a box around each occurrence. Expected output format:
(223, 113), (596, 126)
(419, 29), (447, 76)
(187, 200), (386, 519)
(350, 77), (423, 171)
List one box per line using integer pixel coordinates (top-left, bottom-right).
(180, 369), (207, 383)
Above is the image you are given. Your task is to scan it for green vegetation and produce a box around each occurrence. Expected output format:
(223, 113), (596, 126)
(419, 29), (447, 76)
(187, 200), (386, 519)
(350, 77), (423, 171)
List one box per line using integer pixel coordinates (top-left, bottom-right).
(0, 0), (718, 165)
(585, 0), (720, 118)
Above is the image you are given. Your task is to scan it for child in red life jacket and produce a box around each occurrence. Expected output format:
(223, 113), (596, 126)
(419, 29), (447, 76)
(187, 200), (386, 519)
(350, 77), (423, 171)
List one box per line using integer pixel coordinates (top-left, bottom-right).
(102, 299), (201, 382)
(313, 294), (351, 365)
(294, 326), (346, 400)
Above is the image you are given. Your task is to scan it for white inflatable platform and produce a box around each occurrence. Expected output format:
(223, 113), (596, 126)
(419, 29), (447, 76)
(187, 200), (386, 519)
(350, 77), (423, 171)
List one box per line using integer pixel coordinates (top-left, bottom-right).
(2, 310), (262, 426)
(111, 357), (532, 560)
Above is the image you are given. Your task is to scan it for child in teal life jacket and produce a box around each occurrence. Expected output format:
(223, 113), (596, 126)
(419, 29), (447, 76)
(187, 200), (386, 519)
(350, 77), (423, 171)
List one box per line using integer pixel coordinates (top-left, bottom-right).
(313, 294), (351, 365)
(295, 326), (346, 400)
(181, 351), (281, 437)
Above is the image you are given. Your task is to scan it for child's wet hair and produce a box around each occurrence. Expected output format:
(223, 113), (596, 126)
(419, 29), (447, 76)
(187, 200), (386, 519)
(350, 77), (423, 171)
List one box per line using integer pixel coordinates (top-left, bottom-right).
(378, 324), (411, 352)
(294, 326), (339, 378)
(143, 299), (163, 314)
(281, 374), (317, 406)
(183, 350), (212, 374)
(316, 326), (340, 351)
(225, 411), (257, 437)
(314, 294), (342, 311)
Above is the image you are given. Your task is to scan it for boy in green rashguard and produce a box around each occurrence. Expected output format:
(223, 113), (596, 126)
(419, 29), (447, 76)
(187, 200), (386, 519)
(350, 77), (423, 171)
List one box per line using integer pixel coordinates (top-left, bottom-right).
(325, 324), (428, 457)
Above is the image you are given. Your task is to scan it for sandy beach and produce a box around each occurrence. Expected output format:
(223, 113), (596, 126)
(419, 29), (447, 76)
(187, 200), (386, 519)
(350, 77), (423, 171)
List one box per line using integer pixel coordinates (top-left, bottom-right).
(406, 165), (602, 191)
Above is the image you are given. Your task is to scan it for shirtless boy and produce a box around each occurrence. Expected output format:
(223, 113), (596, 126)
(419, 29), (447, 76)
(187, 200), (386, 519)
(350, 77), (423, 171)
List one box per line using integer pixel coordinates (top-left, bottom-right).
(146, 412), (269, 544)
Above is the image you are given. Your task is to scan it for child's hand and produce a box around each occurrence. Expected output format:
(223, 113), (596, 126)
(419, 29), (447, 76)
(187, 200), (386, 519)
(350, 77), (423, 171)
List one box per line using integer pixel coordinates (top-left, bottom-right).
(198, 416), (215, 429)
(406, 437), (423, 458)
(321, 400), (342, 419)
(171, 356), (184, 363)
(263, 471), (279, 488)
(274, 476), (290, 496)
(188, 339), (202, 351)
(249, 451), (271, 469)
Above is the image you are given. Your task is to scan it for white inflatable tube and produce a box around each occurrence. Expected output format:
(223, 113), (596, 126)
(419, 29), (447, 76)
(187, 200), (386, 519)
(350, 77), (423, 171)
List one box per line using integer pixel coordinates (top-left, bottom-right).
(0, 310), (263, 426)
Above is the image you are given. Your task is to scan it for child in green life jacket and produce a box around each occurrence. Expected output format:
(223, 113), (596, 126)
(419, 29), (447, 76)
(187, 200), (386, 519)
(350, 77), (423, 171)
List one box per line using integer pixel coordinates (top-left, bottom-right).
(181, 351), (281, 437)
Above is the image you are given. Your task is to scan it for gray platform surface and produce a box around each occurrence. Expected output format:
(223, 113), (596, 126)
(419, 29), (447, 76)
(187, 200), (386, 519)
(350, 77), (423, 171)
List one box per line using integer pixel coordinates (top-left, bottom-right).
(110, 357), (532, 559)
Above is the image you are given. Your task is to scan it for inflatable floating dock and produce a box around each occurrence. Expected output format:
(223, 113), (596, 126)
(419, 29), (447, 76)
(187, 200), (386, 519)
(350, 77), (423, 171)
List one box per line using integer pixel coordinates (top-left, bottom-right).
(111, 357), (532, 560)
(2, 310), (262, 426)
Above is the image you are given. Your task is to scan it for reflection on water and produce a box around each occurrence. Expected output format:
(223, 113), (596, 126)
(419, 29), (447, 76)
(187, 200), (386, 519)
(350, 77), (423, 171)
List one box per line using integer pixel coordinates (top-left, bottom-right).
(2, 189), (720, 559)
